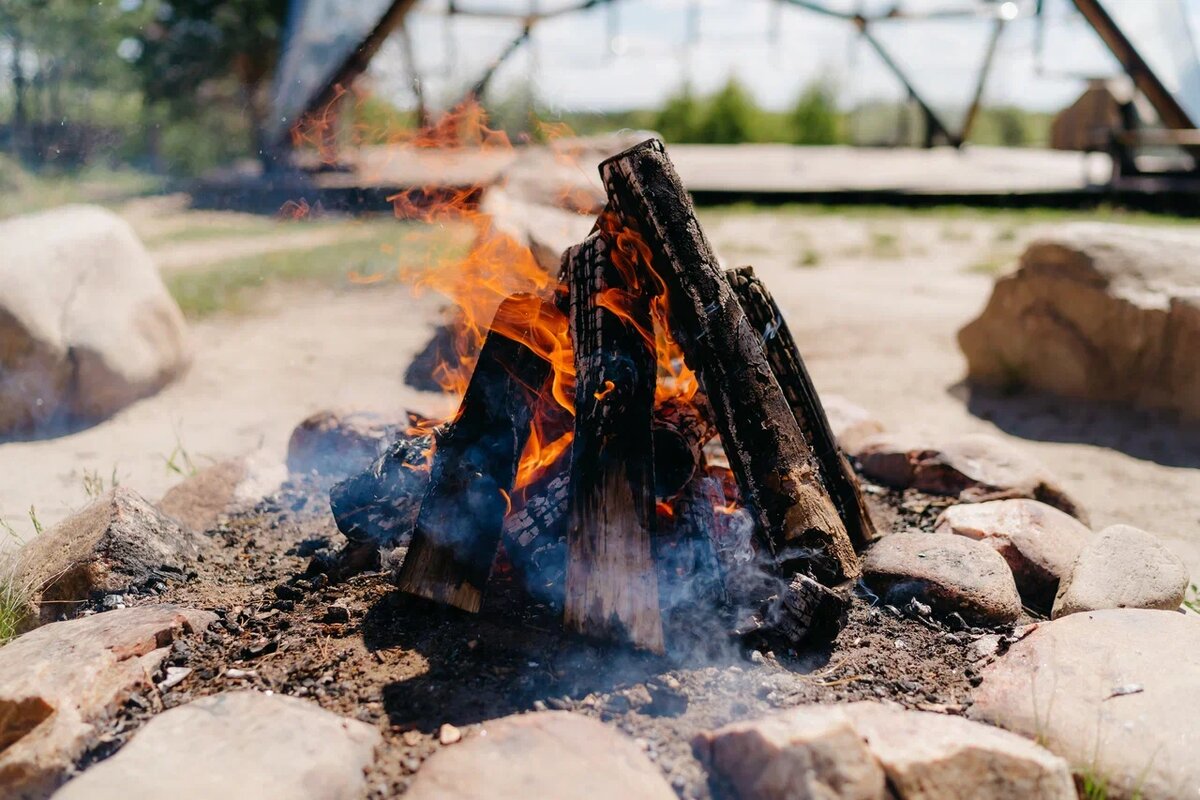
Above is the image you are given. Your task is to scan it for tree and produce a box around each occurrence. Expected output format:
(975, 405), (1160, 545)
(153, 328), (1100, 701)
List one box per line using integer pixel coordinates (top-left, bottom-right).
(789, 80), (842, 145)
(654, 83), (701, 144)
(695, 77), (758, 144)
(0, 0), (144, 164)
(134, 0), (289, 167)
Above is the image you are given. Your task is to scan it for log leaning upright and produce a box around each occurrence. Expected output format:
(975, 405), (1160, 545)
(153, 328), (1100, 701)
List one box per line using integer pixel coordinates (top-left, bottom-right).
(726, 266), (877, 552)
(599, 139), (859, 586)
(563, 233), (665, 653)
(396, 294), (553, 612)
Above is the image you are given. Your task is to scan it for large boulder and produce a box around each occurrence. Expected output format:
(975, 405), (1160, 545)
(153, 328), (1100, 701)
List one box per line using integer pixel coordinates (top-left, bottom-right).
(19, 488), (205, 626)
(52, 691), (380, 800)
(971, 609), (1200, 799)
(959, 224), (1200, 419)
(861, 532), (1022, 626)
(696, 702), (1073, 800)
(0, 205), (189, 435)
(404, 711), (675, 800)
(934, 499), (1090, 613)
(1052, 524), (1189, 618)
(0, 605), (215, 799)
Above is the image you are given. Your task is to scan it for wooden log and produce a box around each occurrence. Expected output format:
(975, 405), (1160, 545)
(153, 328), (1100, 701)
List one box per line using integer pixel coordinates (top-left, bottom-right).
(656, 474), (726, 612)
(725, 266), (878, 551)
(329, 431), (434, 549)
(599, 138), (859, 586)
(652, 392), (717, 498)
(564, 233), (664, 652)
(395, 293), (553, 612)
(502, 448), (570, 607)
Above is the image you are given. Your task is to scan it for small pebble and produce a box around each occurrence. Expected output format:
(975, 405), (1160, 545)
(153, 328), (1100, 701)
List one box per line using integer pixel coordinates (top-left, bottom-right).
(159, 666), (192, 690)
(438, 723), (462, 745)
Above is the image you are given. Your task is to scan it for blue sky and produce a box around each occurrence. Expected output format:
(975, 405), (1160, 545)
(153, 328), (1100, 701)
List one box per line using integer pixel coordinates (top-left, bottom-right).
(367, 0), (1200, 117)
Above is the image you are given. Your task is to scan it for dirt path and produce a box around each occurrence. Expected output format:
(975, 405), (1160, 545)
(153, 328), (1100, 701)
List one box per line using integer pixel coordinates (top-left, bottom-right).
(3, 208), (1197, 583)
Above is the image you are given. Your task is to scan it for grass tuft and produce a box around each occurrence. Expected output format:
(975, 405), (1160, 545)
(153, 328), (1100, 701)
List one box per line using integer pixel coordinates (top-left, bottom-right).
(0, 520), (35, 646)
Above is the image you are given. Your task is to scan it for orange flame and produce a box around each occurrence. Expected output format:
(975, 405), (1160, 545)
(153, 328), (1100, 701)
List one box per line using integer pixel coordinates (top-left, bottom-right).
(289, 99), (704, 496)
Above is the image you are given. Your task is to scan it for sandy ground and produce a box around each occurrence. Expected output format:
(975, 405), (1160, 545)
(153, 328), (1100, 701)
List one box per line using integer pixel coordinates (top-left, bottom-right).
(3, 207), (1198, 585)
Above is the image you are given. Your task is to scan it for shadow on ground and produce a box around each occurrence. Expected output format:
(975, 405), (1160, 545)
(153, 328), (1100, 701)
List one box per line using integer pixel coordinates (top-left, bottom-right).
(953, 382), (1200, 469)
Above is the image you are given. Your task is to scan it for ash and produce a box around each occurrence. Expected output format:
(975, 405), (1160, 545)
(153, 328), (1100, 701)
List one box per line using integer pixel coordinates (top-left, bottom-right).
(123, 477), (986, 799)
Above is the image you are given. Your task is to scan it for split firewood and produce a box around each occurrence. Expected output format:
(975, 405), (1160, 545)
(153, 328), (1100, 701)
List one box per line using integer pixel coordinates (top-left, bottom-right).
(656, 474), (726, 613)
(726, 266), (877, 552)
(652, 392), (718, 498)
(502, 444), (570, 607)
(395, 293), (555, 613)
(563, 233), (665, 653)
(599, 138), (859, 586)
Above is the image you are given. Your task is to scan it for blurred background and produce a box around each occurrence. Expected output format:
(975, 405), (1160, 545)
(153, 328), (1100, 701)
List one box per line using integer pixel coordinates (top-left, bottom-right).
(3, 0), (1200, 575)
(2, 0), (1199, 182)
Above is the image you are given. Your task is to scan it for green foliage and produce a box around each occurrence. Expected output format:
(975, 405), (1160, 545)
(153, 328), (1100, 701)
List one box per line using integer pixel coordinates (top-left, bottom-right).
(0, 518), (33, 646)
(654, 84), (703, 144)
(695, 78), (760, 144)
(789, 80), (843, 145)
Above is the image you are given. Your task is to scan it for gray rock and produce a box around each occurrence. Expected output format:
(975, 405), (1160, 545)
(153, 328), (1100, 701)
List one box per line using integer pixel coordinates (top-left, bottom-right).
(404, 711), (675, 800)
(694, 704), (885, 800)
(971, 609), (1200, 799)
(0, 205), (189, 434)
(0, 605), (215, 799)
(959, 223), (1200, 420)
(20, 488), (205, 625)
(52, 691), (379, 800)
(862, 532), (1021, 625)
(1052, 525), (1189, 618)
(856, 433), (1086, 521)
(158, 452), (286, 533)
(696, 702), (1073, 800)
(845, 702), (1074, 800)
(286, 408), (409, 479)
(934, 499), (1090, 612)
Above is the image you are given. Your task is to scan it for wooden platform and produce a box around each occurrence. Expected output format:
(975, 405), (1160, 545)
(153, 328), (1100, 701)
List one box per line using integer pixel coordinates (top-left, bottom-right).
(192, 144), (1200, 215)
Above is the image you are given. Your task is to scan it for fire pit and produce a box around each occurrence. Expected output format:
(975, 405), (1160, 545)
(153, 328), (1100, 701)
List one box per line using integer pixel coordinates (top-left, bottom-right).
(336, 139), (877, 654)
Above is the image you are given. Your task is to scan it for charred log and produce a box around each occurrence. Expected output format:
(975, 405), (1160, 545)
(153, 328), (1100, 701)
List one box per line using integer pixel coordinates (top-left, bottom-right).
(726, 266), (877, 552)
(502, 447), (570, 608)
(599, 138), (859, 587)
(564, 233), (665, 653)
(395, 294), (554, 613)
(329, 431), (433, 549)
(652, 393), (717, 498)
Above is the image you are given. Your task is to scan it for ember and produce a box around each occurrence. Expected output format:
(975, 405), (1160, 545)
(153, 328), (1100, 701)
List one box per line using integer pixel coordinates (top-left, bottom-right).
(335, 137), (877, 655)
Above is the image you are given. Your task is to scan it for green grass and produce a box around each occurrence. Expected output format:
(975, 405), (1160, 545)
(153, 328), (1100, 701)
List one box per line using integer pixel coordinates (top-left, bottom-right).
(141, 218), (311, 247)
(1184, 584), (1200, 614)
(0, 521), (35, 646)
(0, 158), (162, 221)
(164, 221), (471, 318)
(866, 228), (902, 259)
(965, 251), (1017, 276)
(699, 202), (1197, 228)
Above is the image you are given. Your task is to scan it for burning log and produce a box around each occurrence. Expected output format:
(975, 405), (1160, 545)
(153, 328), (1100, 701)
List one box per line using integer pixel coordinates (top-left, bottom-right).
(502, 446), (570, 607)
(652, 393), (717, 498)
(599, 139), (859, 587)
(725, 266), (878, 552)
(563, 233), (665, 653)
(395, 294), (555, 612)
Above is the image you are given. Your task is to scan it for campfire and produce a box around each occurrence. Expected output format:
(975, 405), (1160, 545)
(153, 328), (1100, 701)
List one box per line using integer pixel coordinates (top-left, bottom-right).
(335, 139), (876, 654)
